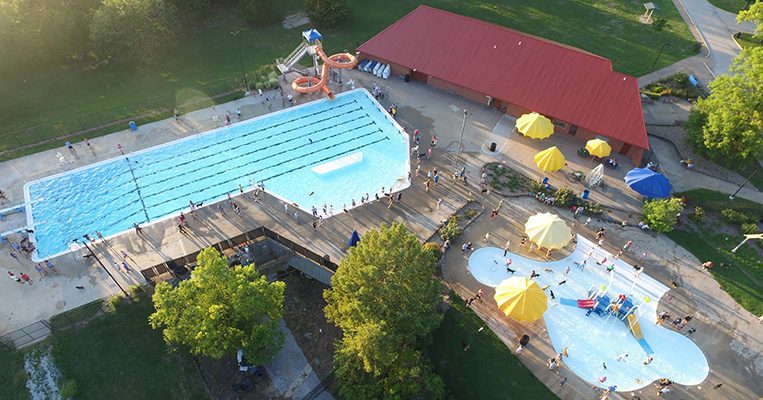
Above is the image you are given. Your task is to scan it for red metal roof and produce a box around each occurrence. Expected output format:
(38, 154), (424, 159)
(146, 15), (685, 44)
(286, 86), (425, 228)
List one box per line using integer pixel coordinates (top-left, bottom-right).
(358, 6), (648, 149)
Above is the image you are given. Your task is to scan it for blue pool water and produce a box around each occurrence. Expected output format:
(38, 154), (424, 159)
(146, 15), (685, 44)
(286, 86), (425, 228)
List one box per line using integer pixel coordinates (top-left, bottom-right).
(25, 89), (409, 260)
(468, 236), (708, 391)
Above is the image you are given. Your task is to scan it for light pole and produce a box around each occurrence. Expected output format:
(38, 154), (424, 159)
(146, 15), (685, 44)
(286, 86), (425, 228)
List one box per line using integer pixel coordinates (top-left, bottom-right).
(229, 29), (250, 94)
(729, 169), (757, 200)
(651, 42), (670, 69)
(74, 238), (130, 297)
(454, 109), (468, 167)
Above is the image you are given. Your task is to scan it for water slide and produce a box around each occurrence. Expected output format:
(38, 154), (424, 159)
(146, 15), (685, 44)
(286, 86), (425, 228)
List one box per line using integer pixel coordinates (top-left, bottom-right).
(291, 45), (357, 100)
(559, 298), (595, 308)
(627, 314), (654, 355)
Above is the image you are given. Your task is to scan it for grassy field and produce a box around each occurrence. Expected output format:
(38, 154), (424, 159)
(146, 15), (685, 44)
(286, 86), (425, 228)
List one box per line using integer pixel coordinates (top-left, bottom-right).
(736, 32), (763, 49)
(429, 297), (557, 400)
(0, 0), (696, 158)
(668, 190), (763, 316)
(0, 349), (29, 400)
(51, 293), (208, 400)
(706, 0), (748, 13)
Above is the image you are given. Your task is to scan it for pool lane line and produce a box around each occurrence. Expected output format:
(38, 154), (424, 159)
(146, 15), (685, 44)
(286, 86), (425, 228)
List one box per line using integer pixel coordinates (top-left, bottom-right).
(27, 110), (371, 222)
(138, 120), (378, 194)
(140, 126), (384, 203)
(123, 156), (151, 223)
(143, 135), (391, 219)
(134, 111), (368, 183)
(132, 102), (363, 175)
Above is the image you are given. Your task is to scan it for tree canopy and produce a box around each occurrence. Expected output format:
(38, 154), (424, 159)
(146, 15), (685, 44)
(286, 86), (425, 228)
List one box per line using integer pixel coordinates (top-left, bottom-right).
(642, 197), (685, 233)
(90, 0), (179, 64)
(149, 247), (285, 363)
(738, 1), (763, 40)
(324, 223), (444, 399)
(304, 0), (350, 28)
(691, 47), (763, 161)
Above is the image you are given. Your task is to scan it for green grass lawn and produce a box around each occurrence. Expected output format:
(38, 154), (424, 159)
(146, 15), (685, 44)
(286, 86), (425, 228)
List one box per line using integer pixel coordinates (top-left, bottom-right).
(706, 0), (748, 13)
(668, 190), (763, 316)
(0, 0), (696, 159)
(678, 189), (763, 218)
(735, 32), (762, 49)
(429, 297), (556, 400)
(0, 349), (29, 400)
(665, 229), (763, 316)
(51, 293), (208, 400)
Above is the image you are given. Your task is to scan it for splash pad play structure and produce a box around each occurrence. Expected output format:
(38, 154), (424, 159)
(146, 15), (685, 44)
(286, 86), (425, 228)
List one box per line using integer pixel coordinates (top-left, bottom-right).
(278, 29), (357, 100)
(466, 236), (708, 391)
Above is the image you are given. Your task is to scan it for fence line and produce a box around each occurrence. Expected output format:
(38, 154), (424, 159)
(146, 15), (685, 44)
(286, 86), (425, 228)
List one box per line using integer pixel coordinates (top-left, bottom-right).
(0, 76), (248, 158)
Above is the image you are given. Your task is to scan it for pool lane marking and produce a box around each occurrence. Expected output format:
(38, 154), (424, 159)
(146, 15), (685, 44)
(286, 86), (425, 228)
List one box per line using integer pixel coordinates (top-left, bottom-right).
(135, 112), (368, 184)
(140, 126), (384, 205)
(145, 135), (390, 219)
(30, 109), (375, 225)
(123, 156), (151, 223)
(132, 101), (362, 175)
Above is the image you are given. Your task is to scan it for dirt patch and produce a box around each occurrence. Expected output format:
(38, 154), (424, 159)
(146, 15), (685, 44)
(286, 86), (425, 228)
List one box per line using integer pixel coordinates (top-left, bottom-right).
(280, 270), (341, 380)
(197, 270), (339, 399)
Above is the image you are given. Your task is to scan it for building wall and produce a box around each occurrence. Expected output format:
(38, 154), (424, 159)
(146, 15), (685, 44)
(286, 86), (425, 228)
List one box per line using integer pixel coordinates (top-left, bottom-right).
(358, 55), (646, 165)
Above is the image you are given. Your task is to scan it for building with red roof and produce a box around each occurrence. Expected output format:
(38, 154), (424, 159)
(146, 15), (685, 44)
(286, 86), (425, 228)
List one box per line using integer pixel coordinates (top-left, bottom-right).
(358, 5), (648, 163)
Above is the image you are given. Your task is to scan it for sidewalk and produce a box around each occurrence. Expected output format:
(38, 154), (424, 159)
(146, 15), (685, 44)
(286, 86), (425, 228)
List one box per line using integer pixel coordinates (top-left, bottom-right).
(638, 0), (756, 86)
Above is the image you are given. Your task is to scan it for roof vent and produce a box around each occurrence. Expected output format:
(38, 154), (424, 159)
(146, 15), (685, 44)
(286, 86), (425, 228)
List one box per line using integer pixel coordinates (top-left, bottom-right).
(518, 41), (522, 45)
(623, 77), (627, 81)
(493, 45), (497, 49)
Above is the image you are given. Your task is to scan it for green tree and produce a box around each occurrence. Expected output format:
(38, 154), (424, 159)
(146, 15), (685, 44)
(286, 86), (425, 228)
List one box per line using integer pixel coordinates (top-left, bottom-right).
(149, 248), (285, 362)
(642, 197), (685, 233)
(241, 0), (280, 25)
(692, 47), (763, 160)
(169, 0), (210, 17)
(90, 0), (178, 64)
(324, 223), (444, 399)
(738, 0), (763, 40)
(304, 0), (350, 28)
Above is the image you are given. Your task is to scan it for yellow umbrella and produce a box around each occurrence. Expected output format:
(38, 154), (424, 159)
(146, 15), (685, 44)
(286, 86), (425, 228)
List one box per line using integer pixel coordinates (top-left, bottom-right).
(494, 277), (548, 322)
(533, 146), (566, 172)
(585, 139), (612, 158)
(516, 112), (554, 139)
(524, 212), (572, 250)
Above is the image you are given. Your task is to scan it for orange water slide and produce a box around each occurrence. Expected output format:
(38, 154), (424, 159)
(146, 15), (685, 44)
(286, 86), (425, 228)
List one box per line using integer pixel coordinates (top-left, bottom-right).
(291, 45), (357, 99)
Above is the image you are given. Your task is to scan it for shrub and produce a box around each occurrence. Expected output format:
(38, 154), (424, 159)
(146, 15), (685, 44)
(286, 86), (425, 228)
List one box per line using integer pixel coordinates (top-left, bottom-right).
(643, 197), (685, 232)
(60, 379), (78, 399)
(689, 206), (705, 223)
(464, 208), (479, 219)
(439, 216), (462, 241)
(530, 179), (546, 194)
(741, 223), (759, 234)
(554, 187), (576, 207)
(720, 208), (753, 225)
(652, 18), (668, 32)
(582, 200), (604, 215)
(241, 0), (281, 25)
(305, 0), (350, 28)
(422, 242), (442, 259)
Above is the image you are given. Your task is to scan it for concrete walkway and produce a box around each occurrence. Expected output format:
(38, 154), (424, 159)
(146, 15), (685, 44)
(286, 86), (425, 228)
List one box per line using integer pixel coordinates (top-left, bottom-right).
(0, 69), (761, 399)
(638, 0), (756, 86)
(266, 320), (333, 400)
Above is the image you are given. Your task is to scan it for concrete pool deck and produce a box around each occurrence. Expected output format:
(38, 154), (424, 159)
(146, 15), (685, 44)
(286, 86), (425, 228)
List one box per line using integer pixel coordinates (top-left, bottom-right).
(0, 71), (760, 399)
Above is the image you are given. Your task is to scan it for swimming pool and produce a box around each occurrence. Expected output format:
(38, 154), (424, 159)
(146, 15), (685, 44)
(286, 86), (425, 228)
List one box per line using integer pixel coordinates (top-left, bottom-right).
(468, 236), (708, 391)
(25, 89), (410, 261)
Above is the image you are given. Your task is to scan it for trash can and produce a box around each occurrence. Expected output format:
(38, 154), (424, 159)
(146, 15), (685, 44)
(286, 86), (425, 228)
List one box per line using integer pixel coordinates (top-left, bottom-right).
(489, 142), (497, 152)
(128, 121), (138, 131)
(404, 74), (411, 82)
(582, 189), (590, 199)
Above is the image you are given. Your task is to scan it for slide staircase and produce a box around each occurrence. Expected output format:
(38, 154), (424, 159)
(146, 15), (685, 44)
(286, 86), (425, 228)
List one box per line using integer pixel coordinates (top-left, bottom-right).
(277, 42), (309, 74)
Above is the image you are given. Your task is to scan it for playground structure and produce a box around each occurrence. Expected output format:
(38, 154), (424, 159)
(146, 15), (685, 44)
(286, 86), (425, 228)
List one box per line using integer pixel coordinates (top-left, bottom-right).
(560, 291), (654, 356)
(277, 29), (357, 100)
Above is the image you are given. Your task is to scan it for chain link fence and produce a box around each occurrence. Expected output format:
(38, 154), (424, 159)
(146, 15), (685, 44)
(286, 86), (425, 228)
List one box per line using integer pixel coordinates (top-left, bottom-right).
(0, 76), (248, 159)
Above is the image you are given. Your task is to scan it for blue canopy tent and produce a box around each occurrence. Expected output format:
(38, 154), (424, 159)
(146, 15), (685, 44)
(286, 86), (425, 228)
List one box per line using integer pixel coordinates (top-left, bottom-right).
(624, 168), (672, 198)
(348, 230), (361, 247)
